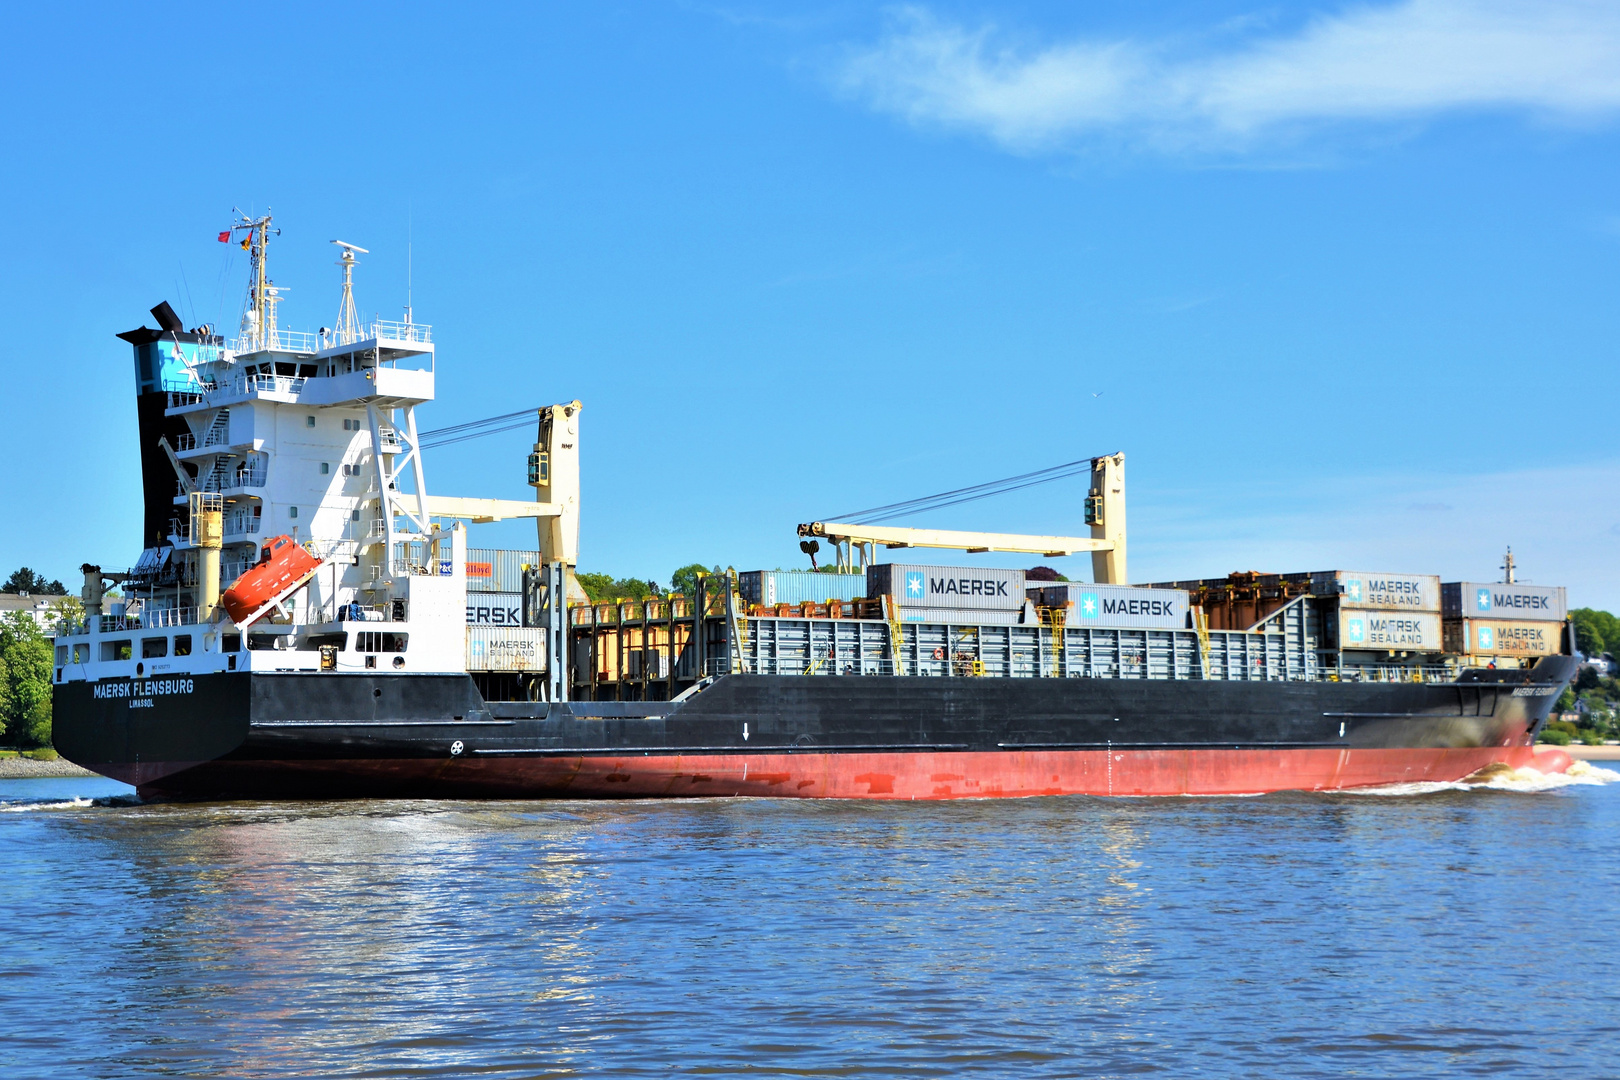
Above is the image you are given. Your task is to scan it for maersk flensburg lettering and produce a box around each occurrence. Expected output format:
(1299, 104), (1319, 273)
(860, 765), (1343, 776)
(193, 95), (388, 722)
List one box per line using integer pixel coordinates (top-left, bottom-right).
(92, 678), (195, 699)
(930, 577), (1010, 599)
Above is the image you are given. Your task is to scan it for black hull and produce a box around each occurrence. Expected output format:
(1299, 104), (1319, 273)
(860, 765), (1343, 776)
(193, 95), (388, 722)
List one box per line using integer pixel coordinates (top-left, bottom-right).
(53, 658), (1577, 800)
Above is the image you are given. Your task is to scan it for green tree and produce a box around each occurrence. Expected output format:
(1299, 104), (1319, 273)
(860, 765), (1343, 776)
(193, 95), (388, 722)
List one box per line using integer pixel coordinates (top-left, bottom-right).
(1572, 608), (1618, 658)
(575, 573), (660, 603)
(0, 613), (53, 747)
(2, 568), (65, 595)
(670, 563), (722, 599)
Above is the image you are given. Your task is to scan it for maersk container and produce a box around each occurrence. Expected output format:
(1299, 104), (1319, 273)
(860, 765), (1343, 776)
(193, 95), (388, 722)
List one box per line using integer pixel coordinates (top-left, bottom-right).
(465, 548), (541, 593)
(1443, 618), (1561, 657)
(1442, 582), (1566, 622)
(1293, 571), (1440, 612)
(1035, 583), (1190, 629)
(1336, 609), (1442, 651)
(466, 627), (547, 672)
(869, 563), (1025, 612)
(893, 605), (1028, 626)
(738, 570), (867, 607)
(465, 591), (525, 627)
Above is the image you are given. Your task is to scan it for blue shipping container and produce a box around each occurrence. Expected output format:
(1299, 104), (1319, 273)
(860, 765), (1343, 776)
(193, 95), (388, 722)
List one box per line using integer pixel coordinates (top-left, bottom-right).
(738, 570), (867, 607)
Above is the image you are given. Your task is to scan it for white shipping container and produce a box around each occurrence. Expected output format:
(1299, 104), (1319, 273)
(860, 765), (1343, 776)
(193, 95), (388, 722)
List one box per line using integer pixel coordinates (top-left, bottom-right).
(1308, 571), (1440, 612)
(1442, 582), (1567, 622)
(1337, 609), (1443, 651)
(1035, 584), (1190, 629)
(465, 591), (525, 626)
(1444, 618), (1561, 657)
(466, 627), (547, 672)
(869, 563), (1025, 611)
(465, 548), (542, 593)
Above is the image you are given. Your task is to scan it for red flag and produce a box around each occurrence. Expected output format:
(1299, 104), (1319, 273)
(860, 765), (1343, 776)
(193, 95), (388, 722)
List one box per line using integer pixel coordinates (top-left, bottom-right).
(217, 230), (231, 243)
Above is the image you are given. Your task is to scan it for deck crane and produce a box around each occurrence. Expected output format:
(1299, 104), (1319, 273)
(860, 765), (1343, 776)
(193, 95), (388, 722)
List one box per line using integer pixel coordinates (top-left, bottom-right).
(797, 452), (1128, 584)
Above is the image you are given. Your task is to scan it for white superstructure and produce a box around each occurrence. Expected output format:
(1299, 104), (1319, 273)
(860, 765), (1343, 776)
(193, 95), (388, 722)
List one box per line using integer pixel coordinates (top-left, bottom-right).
(54, 215), (577, 696)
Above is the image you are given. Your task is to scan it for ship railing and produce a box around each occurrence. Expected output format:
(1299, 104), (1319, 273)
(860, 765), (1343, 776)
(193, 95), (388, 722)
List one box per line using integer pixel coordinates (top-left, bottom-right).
(227, 372), (309, 397)
(371, 320), (432, 344)
(199, 466), (267, 491)
(174, 433), (197, 451)
(98, 613), (144, 632)
(1314, 664), (1458, 684)
(167, 390), (207, 409)
(332, 603), (389, 623)
(233, 330), (318, 355)
(147, 606), (201, 628)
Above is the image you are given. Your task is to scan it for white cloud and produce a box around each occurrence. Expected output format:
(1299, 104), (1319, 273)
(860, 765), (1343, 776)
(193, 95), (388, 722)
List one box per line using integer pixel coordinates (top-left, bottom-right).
(835, 1), (1620, 152)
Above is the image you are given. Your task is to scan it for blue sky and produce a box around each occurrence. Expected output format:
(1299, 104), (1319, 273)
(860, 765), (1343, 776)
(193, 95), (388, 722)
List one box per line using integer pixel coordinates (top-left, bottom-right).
(1, 1), (1616, 608)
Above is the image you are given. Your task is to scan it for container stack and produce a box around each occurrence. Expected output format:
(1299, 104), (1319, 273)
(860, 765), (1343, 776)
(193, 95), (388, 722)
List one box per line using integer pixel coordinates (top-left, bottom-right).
(1441, 582), (1567, 664)
(867, 563), (1029, 625)
(465, 548), (538, 626)
(1300, 571), (1443, 654)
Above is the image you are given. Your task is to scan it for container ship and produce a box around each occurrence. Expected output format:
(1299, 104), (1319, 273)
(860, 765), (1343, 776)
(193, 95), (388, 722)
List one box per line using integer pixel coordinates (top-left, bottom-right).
(53, 218), (1580, 801)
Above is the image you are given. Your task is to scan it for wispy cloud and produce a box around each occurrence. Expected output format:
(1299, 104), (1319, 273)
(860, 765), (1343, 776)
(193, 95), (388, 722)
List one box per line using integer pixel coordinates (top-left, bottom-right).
(834, 1), (1620, 153)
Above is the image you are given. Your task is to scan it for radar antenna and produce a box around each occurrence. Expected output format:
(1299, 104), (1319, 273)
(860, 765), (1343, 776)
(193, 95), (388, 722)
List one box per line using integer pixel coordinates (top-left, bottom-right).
(330, 240), (370, 345)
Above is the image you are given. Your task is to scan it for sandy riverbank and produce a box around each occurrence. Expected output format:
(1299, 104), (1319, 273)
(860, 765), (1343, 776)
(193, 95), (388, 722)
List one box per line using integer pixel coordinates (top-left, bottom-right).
(0, 757), (96, 779)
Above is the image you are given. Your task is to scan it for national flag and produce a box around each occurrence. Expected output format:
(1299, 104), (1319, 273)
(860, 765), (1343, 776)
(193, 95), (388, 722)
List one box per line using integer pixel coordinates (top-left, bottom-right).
(240, 229), (253, 250)
(217, 230), (231, 243)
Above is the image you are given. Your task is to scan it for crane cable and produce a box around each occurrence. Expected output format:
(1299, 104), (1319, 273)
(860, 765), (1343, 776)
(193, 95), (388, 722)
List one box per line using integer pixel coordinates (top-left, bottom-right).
(418, 407), (539, 450)
(822, 456), (1108, 524)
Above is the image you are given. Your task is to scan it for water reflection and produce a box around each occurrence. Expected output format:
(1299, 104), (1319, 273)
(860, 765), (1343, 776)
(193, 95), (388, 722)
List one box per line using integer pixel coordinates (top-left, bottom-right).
(0, 783), (1615, 1078)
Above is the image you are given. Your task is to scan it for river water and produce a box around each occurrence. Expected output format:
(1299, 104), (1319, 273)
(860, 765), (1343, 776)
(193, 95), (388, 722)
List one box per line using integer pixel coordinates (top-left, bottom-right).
(2, 767), (1617, 1078)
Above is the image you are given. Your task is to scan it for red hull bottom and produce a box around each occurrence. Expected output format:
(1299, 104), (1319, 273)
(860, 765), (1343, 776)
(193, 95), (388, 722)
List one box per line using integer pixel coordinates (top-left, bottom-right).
(136, 745), (1574, 801)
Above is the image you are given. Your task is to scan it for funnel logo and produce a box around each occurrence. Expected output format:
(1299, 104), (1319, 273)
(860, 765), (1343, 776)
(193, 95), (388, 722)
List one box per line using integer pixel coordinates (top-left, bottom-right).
(1477, 626), (1495, 651)
(1345, 579), (1363, 603)
(1346, 616), (1366, 644)
(1475, 588), (1492, 612)
(905, 572), (925, 599)
(1078, 592), (1099, 619)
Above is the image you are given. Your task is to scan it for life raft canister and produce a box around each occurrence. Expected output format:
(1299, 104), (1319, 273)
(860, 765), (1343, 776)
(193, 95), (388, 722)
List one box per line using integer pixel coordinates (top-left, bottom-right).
(220, 534), (322, 624)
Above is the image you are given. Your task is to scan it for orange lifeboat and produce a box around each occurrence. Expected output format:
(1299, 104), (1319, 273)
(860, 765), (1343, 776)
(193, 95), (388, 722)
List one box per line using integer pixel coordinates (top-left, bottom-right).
(220, 535), (323, 625)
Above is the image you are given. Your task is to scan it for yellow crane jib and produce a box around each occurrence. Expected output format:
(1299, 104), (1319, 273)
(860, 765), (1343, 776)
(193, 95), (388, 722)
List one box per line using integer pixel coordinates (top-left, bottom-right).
(796, 453), (1128, 584)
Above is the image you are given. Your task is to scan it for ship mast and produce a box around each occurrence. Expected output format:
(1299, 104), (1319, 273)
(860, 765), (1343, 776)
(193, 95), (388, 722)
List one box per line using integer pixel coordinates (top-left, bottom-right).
(331, 240), (369, 344)
(228, 210), (281, 351)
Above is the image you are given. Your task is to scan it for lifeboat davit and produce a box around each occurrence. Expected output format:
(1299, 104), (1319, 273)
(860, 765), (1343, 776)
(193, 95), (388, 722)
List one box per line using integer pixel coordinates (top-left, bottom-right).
(220, 535), (323, 625)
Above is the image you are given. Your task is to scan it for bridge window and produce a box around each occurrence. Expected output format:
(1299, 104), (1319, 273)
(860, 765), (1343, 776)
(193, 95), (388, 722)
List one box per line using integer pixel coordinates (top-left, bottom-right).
(174, 635), (192, 657)
(100, 640), (132, 662)
(141, 638), (168, 659)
